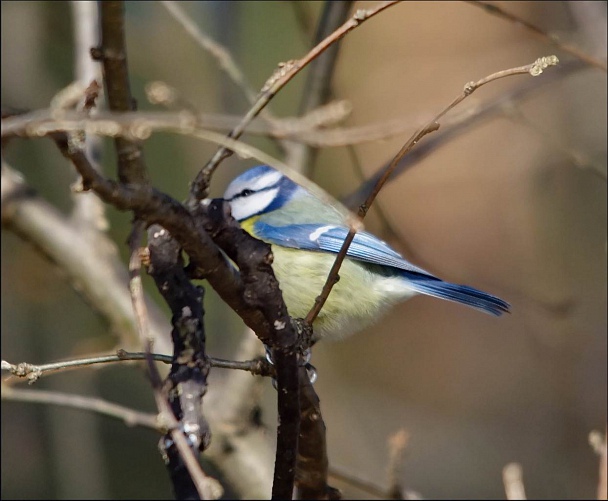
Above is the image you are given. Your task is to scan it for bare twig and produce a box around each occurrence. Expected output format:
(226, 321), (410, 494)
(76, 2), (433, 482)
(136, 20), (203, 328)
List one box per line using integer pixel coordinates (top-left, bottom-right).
(2, 105), (395, 147)
(305, 55), (558, 325)
(1, 385), (161, 431)
(329, 464), (387, 498)
(2, 109), (358, 225)
(201, 200), (300, 500)
(1, 351), (272, 385)
(70, 1), (107, 232)
(503, 462), (527, 500)
(95, 1), (148, 185)
(286, 0), (353, 175)
(189, 0), (400, 202)
(1, 352), (167, 384)
(160, 1), (259, 105)
(0, 161), (172, 354)
(295, 366), (339, 500)
(129, 222), (221, 500)
(344, 59), (587, 207)
(158, 1), (295, 157)
(467, 1), (607, 71)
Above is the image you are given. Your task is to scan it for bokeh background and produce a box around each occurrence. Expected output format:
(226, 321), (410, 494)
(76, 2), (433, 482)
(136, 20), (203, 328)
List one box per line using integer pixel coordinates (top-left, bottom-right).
(2, 1), (606, 499)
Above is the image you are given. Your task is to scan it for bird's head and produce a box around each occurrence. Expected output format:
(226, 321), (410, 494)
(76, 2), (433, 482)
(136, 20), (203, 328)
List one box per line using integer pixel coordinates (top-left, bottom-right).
(223, 165), (302, 222)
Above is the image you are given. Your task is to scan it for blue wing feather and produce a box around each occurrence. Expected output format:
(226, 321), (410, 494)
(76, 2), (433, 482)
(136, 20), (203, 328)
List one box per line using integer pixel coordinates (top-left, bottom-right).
(254, 222), (434, 276)
(253, 221), (510, 316)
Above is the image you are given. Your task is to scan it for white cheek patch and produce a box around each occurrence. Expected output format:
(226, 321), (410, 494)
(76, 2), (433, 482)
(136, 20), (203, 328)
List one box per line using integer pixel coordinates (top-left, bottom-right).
(309, 225), (336, 242)
(230, 187), (278, 220)
(224, 170), (283, 200)
(248, 170), (283, 191)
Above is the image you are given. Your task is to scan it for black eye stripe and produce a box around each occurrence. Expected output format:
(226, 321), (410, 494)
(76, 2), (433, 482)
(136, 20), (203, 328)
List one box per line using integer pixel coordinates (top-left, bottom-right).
(239, 188), (254, 197)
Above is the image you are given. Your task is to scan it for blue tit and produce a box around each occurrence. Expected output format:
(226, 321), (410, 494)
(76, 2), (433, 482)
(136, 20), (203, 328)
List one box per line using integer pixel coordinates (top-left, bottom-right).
(223, 165), (510, 341)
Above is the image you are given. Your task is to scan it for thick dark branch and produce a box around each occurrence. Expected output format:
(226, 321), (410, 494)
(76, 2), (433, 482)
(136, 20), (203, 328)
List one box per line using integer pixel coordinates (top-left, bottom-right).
(199, 199), (301, 499)
(52, 133), (277, 340)
(296, 367), (340, 500)
(147, 224), (210, 448)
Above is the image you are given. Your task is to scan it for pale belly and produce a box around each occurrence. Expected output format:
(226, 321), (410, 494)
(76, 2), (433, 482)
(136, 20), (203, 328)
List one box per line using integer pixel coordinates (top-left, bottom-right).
(270, 245), (417, 340)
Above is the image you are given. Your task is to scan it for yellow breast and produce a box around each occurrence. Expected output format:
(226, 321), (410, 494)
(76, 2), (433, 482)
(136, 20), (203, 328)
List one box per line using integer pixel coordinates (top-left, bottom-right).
(240, 217), (412, 340)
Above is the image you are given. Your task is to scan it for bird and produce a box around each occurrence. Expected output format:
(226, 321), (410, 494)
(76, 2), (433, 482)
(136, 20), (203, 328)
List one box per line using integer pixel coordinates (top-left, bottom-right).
(222, 165), (510, 341)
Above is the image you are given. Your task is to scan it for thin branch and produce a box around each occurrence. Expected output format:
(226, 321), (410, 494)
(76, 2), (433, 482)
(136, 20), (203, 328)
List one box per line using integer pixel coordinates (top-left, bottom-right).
(159, 1), (289, 156)
(70, 1), (107, 231)
(1, 385), (161, 431)
(0, 161), (172, 354)
(344, 58), (588, 207)
(3, 109), (357, 224)
(295, 366), (338, 500)
(329, 465), (387, 499)
(467, 1), (607, 72)
(95, 1), (148, 185)
(1, 103), (364, 146)
(188, 0), (400, 202)
(201, 200), (301, 500)
(129, 222), (221, 500)
(286, 0), (353, 175)
(305, 55), (558, 325)
(1, 352), (166, 384)
(1, 351), (272, 385)
(160, 1), (258, 105)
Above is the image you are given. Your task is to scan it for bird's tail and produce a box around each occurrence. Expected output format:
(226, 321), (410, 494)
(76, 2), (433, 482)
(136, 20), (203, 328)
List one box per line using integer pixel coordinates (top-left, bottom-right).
(404, 273), (510, 316)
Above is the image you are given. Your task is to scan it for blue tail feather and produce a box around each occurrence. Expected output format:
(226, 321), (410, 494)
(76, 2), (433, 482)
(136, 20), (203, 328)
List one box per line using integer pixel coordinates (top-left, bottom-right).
(404, 273), (510, 316)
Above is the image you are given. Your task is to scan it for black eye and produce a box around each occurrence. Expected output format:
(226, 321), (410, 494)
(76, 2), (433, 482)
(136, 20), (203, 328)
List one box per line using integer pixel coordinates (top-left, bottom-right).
(239, 188), (254, 197)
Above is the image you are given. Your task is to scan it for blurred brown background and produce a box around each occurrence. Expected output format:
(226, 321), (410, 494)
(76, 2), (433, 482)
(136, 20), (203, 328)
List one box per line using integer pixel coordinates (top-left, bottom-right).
(1, 1), (606, 499)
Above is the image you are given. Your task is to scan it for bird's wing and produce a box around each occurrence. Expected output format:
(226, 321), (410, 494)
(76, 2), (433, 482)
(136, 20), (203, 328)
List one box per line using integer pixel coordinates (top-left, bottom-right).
(253, 221), (511, 316)
(253, 221), (436, 277)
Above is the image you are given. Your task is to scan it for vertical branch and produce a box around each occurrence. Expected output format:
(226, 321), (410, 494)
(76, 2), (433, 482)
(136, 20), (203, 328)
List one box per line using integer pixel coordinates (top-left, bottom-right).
(70, 0), (107, 231)
(147, 224), (218, 500)
(95, 1), (148, 184)
(201, 199), (300, 499)
(287, 4), (355, 486)
(295, 366), (340, 500)
(286, 0), (353, 175)
(132, 223), (220, 500)
(94, 2), (218, 497)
